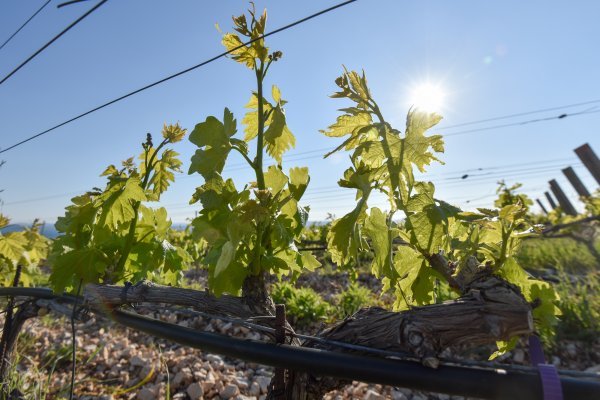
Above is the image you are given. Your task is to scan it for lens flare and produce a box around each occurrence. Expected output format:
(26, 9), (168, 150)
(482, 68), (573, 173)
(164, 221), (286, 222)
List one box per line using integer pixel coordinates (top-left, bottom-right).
(408, 82), (446, 112)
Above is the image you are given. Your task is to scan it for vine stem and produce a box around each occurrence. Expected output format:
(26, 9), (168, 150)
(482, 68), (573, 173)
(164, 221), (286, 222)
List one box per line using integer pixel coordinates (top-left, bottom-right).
(233, 146), (256, 170)
(252, 61), (267, 276)
(115, 137), (169, 275)
(366, 100), (417, 308)
(371, 104), (405, 211)
(255, 62), (266, 191)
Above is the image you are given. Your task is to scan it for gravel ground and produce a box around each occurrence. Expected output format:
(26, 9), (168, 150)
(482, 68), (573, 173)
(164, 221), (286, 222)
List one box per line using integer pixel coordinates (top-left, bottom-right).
(2, 268), (599, 399)
(4, 304), (599, 400)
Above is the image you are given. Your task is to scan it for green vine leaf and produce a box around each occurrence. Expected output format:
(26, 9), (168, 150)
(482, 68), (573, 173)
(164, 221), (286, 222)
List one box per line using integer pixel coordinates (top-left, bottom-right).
(392, 246), (433, 309)
(206, 248), (247, 296)
(242, 93), (272, 141)
(404, 111), (445, 172)
(326, 200), (368, 266)
(50, 247), (109, 293)
(0, 216), (49, 286)
(242, 91), (295, 163)
(221, 8), (268, 70)
(101, 164), (119, 177)
(322, 112), (372, 138)
(363, 207), (394, 279)
(264, 105), (295, 164)
(264, 165), (288, 194)
(215, 241), (236, 277)
(145, 149), (182, 200)
(288, 167), (309, 200)
(0, 232), (28, 266)
(96, 177), (147, 230)
(222, 33), (261, 69)
(188, 108), (237, 180)
(190, 177), (240, 210)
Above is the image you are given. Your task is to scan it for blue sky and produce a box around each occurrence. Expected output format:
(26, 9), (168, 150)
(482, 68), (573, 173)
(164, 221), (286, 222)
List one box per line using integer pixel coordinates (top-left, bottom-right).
(1, 0), (599, 224)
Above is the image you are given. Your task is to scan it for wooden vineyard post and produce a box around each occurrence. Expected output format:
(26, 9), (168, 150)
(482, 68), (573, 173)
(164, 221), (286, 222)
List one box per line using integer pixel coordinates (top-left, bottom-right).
(549, 179), (578, 216)
(536, 198), (549, 214)
(574, 143), (600, 185)
(545, 191), (558, 209)
(562, 166), (592, 197)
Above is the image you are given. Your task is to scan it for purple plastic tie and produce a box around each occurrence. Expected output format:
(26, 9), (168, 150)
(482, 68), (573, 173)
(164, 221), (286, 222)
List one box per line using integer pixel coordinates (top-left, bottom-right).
(528, 335), (563, 400)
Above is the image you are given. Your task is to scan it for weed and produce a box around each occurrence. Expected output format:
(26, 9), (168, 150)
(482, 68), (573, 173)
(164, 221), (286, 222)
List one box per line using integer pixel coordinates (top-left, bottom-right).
(554, 269), (600, 342)
(3, 331), (52, 399)
(272, 282), (331, 325)
(335, 282), (374, 318)
(516, 237), (599, 274)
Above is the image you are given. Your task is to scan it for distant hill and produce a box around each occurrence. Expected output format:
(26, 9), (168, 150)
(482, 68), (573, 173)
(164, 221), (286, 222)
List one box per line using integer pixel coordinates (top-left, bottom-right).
(3, 221), (327, 239)
(2, 222), (190, 239)
(1, 222), (58, 238)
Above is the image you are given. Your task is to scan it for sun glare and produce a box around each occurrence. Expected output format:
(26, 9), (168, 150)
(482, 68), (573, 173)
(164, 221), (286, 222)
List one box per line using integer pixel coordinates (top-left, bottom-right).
(408, 82), (447, 112)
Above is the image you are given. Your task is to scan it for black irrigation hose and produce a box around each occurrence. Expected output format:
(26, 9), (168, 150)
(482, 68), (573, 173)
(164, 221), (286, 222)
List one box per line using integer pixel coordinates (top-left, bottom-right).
(0, 287), (63, 300)
(2, 287), (600, 399)
(111, 309), (600, 400)
(130, 303), (600, 379)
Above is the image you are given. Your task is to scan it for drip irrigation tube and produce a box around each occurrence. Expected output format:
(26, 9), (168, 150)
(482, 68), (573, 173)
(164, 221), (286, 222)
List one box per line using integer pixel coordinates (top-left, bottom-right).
(2, 287), (600, 399)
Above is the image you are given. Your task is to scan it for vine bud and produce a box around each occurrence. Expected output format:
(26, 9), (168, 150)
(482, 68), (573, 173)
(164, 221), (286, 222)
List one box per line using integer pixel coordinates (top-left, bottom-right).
(269, 50), (283, 62)
(146, 133), (153, 148)
(255, 189), (272, 203)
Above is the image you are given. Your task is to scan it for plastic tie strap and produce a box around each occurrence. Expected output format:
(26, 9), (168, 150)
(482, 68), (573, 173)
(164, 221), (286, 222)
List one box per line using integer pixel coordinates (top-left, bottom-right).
(529, 335), (563, 400)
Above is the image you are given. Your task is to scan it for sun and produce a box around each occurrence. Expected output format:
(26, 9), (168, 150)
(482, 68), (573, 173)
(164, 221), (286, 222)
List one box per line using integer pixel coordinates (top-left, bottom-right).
(408, 82), (447, 112)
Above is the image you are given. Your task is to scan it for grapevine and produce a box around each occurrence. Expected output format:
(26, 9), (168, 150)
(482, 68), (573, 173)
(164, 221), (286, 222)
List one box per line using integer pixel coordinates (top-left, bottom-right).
(0, 216), (48, 287)
(49, 124), (191, 292)
(321, 68), (560, 352)
(188, 5), (318, 299)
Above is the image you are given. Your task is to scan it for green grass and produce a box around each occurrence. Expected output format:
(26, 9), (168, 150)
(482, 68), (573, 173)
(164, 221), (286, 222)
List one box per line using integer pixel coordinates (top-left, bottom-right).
(554, 269), (600, 343)
(3, 330), (53, 399)
(516, 237), (599, 274)
(515, 235), (600, 344)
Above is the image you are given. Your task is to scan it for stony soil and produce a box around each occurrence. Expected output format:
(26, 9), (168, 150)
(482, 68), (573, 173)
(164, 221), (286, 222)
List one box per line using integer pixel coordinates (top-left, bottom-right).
(3, 269), (600, 399)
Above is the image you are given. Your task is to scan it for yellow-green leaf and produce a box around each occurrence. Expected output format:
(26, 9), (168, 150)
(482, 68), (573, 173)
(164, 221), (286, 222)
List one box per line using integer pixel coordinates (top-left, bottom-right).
(222, 33), (258, 69)
(264, 165), (288, 194)
(97, 178), (147, 229)
(320, 112), (372, 138)
(289, 167), (309, 200)
(264, 106), (295, 163)
(162, 123), (187, 143)
(215, 241), (236, 277)
(363, 207), (395, 279)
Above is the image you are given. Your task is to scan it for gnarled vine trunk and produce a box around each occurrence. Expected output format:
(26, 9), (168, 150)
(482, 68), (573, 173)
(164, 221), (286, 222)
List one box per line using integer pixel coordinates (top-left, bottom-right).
(242, 271), (275, 316)
(286, 275), (533, 399)
(83, 271), (533, 400)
